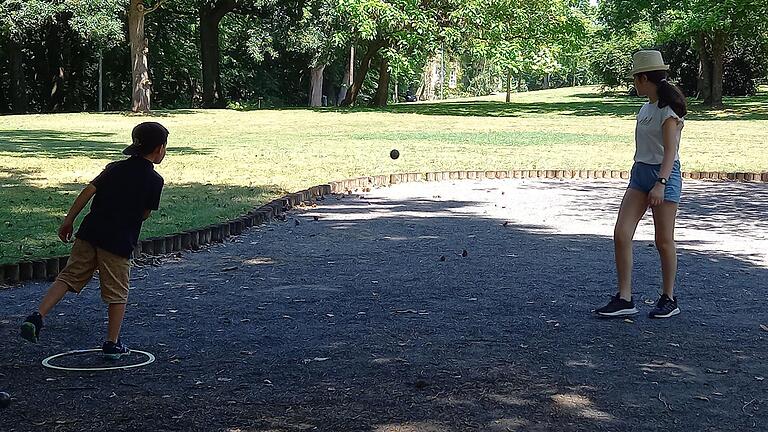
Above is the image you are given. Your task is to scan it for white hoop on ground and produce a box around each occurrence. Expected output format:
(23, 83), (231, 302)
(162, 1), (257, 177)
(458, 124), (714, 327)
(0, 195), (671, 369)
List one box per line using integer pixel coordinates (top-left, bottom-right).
(42, 349), (155, 371)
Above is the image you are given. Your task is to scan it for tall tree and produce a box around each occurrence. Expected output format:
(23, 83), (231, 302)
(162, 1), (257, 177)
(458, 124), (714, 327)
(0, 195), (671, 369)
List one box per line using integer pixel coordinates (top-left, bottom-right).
(165, 0), (303, 108)
(337, 0), (456, 107)
(128, 0), (169, 112)
(284, 0), (341, 107)
(198, 0), (235, 107)
(68, 0), (125, 111)
(599, 0), (768, 107)
(0, 0), (58, 113)
(458, 0), (589, 101)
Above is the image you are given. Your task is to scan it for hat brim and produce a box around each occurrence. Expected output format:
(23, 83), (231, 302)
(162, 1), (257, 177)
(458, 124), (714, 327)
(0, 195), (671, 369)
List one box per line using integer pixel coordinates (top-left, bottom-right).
(628, 65), (670, 78)
(122, 144), (141, 155)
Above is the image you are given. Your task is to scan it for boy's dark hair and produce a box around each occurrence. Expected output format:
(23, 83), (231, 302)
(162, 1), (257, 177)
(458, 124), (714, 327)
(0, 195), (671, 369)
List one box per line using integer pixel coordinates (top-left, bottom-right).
(123, 122), (169, 156)
(638, 70), (688, 118)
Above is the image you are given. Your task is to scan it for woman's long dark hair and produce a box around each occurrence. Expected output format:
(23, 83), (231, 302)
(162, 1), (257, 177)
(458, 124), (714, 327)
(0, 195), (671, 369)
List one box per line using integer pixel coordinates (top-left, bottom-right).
(639, 70), (687, 118)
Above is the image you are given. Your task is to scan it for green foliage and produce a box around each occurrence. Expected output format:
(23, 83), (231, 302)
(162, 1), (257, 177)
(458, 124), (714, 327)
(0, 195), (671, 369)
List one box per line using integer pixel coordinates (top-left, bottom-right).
(596, 0), (768, 94)
(0, 0), (765, 112)
(146, 7), (201, 108)
(0, 0), (59, 40)
(589, 22), (655, 88)
(66, 0), (125, 48)
(453, 0), (592, 94)
(722, 36), (768, 96)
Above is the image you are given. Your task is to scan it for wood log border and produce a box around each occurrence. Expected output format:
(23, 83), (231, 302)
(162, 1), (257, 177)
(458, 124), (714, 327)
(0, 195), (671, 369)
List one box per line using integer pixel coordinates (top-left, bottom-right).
(2, 171), (765, 286)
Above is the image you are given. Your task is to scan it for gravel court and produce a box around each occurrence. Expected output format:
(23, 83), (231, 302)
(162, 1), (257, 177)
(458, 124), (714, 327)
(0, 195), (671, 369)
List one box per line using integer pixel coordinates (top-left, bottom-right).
(0, 178), (766, 431)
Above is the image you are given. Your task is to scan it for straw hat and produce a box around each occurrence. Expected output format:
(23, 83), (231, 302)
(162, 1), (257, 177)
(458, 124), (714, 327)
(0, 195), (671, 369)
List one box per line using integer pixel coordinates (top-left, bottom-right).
(629, 50), (669, 77)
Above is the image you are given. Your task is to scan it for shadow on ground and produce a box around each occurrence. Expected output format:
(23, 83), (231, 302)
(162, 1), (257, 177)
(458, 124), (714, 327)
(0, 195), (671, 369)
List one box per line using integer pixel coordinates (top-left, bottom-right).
(0, 168), (283, 264)
(304, 89), (768, 121)
(0, 129), (209, 159)
(0, 181), (765, 431)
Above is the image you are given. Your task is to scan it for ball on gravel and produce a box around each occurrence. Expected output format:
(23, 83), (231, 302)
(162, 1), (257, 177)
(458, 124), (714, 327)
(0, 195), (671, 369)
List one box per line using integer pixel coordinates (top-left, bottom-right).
(390, 149), (400, 160)
(0, 392), (11, 409)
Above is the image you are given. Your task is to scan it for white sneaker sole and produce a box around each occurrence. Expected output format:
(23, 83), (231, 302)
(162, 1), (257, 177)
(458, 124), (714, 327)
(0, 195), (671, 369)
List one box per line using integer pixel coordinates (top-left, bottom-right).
(597, 307), (639, 317)
(650, 308), (681, 319)
(103, 349), (131, 360)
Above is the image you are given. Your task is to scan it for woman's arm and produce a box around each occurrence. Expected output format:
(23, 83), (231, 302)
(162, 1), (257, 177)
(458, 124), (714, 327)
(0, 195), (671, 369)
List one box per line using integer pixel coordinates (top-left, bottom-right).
(648, 117), (679, 207)
(658, 117), (679, 179)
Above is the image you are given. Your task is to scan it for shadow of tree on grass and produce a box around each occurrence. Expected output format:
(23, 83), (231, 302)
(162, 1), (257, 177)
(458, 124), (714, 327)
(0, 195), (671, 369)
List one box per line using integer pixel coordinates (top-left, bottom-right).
(0, 129), (210, 159)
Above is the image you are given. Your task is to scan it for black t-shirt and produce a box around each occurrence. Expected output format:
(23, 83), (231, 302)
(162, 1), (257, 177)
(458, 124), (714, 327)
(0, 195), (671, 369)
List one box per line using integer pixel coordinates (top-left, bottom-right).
(76, 156), (164, 258)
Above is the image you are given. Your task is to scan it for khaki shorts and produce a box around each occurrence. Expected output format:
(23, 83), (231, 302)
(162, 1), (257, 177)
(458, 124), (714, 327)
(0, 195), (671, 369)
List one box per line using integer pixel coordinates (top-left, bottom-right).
(56, 239), (130, 304)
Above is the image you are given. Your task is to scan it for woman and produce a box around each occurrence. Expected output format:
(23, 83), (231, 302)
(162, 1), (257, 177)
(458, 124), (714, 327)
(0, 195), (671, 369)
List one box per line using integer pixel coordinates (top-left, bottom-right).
(596, 50), (687, 319)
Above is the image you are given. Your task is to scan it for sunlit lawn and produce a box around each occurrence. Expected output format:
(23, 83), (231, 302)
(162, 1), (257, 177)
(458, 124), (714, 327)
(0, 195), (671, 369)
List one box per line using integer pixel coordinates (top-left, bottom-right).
(2, 85), (767, 264)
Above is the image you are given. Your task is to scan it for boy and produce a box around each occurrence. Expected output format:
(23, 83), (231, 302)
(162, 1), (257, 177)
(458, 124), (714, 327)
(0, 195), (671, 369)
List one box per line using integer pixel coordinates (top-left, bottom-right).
(20, 122), (167, 359)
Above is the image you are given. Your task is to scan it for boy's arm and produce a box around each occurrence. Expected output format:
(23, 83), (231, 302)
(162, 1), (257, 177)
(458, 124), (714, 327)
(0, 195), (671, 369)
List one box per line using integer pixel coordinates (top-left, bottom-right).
(142, 177), (164, 221)
(59, 184), (97, 242)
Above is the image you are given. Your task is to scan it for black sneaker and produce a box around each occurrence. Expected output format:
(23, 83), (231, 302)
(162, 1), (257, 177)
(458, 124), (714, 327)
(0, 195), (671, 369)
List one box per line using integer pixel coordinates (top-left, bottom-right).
(102, 340), (130, 360)
(648, 294), (680, 319)
(20, 312), (43, 343)
(595, 293), (638, 317)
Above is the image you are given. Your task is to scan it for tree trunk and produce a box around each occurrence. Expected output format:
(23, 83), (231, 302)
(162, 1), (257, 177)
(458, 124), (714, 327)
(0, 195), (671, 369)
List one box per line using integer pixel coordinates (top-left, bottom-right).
(45, 24), (65, 112)
(505, 68), (511, 102)
(373, 56), (390, 107)
(0, 60), (7, 112)
(710, 31), (726, 108)
(309, 64), (325, 107)
(337, 46), (354, 103)
(61, 34), (78, 111)
(416, 81), (426, 101)
(7, 40), (28, 113)
(129, 0), (151, 113)
(200, 0), (235, 108)
(393, 81), (398, 103)
(337, 69), (350, 103)
(341, 39), (385, 107)
(323, 78), (337, 106)
(696, 32), (712, 102)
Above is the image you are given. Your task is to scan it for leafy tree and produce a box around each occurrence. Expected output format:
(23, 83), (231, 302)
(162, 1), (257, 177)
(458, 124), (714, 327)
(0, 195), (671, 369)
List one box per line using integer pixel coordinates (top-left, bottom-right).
(0, 0), (59, 112)
(127, 0), (170, 112)
(456, 0), (590, 101)
(337, 0), (455, 107)
(599, 0), (768, 107)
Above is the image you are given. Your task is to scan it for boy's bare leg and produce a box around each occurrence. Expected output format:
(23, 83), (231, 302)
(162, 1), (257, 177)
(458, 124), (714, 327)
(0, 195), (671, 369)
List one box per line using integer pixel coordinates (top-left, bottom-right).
(107, 304), (126, 343)
(38, 281), (71, 317)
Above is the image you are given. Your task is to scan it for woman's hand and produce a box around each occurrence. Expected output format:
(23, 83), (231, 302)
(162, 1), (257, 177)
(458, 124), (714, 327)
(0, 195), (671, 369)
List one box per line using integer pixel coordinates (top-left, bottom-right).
(648, 183), (665, 207)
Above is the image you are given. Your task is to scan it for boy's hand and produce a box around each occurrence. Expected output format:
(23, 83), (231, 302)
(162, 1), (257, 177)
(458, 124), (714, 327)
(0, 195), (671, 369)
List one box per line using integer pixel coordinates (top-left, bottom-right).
(58, 220), (74, 242)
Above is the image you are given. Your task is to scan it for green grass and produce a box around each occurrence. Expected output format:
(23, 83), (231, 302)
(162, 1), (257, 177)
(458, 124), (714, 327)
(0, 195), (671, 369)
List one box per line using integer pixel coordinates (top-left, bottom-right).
(1, 85), (767, 264)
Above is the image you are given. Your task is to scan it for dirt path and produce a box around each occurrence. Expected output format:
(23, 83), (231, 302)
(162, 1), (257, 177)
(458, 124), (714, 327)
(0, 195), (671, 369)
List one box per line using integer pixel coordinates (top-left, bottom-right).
(1, 178), (766, 431)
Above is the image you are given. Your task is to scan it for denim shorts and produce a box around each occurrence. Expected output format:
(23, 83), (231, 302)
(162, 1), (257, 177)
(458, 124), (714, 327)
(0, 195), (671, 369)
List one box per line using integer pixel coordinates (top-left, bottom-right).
(628, 160), (682, 203)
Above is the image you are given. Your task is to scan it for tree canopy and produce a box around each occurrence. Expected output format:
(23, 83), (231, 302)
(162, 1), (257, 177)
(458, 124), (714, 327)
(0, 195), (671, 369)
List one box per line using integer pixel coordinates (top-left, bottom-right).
(0, 0), (765, 113)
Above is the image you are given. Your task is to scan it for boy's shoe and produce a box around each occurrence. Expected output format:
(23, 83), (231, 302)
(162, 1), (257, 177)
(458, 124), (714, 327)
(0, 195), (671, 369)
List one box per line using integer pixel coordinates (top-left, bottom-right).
(102, 340), (130, 360)
(595, 294), (638, 317)
(648, 294), (680, 319)
(20, 312), (43, 343)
